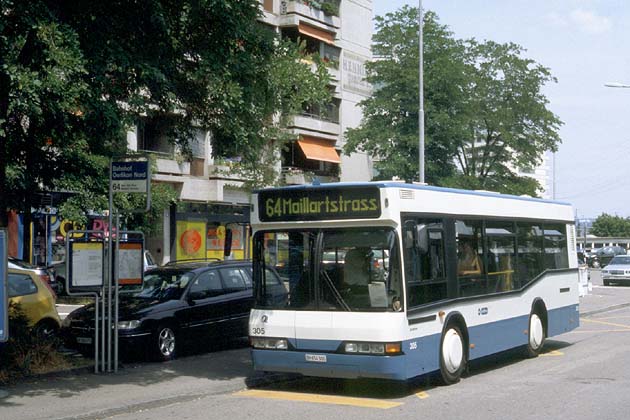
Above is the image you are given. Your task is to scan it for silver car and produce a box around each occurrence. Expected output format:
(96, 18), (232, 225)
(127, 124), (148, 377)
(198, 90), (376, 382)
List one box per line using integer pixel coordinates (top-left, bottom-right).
(601, 255), (630, 286)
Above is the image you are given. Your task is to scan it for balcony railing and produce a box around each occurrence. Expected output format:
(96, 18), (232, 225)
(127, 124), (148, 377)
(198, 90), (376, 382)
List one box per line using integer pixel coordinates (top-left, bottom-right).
(282, 166), (339, 185)
(285, 0), (340, 17)
(301, 102), (339, 124)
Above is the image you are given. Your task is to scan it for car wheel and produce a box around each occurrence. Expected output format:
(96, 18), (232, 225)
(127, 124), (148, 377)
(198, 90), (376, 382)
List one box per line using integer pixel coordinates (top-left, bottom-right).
(525, 311), (546, 358)
(153, 324), (177, 361)
(439, 323), (466, 385)
(34, 319), (59, 341)
(603, 279), (610, 286)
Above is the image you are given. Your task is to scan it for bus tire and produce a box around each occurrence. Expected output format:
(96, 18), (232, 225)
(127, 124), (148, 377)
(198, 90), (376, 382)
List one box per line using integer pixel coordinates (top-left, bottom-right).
(439, 323), (466, 385)
(525, 310), (546, 358)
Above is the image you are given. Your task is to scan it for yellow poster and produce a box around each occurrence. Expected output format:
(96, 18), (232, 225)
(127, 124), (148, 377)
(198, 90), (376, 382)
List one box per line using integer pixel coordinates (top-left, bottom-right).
(176, 221), (207, 260)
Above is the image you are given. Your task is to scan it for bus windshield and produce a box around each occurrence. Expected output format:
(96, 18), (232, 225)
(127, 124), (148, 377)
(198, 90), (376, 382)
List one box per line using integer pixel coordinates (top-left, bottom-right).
(254, 227), (402, 312)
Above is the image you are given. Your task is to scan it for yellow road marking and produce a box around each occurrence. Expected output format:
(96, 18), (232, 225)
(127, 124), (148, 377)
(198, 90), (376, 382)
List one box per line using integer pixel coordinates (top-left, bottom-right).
(235, 389), (403, 409)
(598, 315), (630, 320)
(540, 350), (563, 357)
(582, 318), (630, 330)
(415, 391), (429, 399)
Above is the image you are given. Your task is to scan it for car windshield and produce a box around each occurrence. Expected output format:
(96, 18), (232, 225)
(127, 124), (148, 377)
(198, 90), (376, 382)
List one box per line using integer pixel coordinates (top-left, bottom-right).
(134, 270), (195, 300)
(254, 227), (402, 312)
(609, 256), (630, 265)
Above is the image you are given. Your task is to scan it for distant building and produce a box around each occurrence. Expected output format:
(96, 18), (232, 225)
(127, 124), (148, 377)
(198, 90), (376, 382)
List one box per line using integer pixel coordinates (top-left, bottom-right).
(517, 151), (554, 199)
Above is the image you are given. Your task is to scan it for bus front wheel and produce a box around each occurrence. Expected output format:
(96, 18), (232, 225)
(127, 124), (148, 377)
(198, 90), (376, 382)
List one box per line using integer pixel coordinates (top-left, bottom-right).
(439, 324), (466, 385)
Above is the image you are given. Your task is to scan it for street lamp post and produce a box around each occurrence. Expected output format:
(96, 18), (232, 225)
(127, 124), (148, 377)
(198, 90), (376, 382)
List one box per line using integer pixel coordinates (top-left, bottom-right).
(418, 0), (425, 184)
(604, 82), (630, 88)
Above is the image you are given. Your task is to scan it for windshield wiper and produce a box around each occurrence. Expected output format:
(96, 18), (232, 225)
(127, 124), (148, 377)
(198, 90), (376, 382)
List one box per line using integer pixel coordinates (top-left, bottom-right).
(320, 269), (351, 312)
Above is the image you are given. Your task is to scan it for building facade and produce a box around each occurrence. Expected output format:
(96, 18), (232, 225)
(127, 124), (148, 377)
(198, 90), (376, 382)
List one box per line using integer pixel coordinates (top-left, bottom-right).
(517, 151), (554, 200)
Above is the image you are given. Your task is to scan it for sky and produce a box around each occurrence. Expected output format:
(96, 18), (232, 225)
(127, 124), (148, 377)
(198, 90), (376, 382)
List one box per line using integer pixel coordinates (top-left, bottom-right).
(372, 1), (630, 219)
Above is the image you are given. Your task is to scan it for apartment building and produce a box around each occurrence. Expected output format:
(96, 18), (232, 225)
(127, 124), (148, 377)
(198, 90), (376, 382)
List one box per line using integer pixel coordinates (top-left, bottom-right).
(126, 0), (374, 264)
(517, 152), (554, 200)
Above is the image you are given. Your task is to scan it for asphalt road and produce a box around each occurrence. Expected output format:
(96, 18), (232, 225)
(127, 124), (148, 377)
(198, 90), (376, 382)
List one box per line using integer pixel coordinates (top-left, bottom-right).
(4, 276), (629, 420)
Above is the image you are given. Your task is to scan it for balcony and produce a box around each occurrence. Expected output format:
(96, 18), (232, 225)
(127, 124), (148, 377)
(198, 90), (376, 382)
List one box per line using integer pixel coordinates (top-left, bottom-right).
(283, 167), (312, 185)
(280, 0), (341, 28)
(282, 167), (339, 185)
(152, 154), (191, 176)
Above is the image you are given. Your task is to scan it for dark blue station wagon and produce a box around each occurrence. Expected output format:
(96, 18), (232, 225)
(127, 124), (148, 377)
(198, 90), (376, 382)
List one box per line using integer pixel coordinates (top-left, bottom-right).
(62, 260), (287, 361)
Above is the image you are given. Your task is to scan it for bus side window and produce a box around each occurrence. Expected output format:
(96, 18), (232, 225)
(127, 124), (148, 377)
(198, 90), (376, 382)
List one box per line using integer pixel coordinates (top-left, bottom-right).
(456, 220), (486, 297)
(404, 220), (447, 307)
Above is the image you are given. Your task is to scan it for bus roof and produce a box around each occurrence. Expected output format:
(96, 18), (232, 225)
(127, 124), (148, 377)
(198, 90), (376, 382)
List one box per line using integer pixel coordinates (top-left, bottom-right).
(253, 181), (572, 207)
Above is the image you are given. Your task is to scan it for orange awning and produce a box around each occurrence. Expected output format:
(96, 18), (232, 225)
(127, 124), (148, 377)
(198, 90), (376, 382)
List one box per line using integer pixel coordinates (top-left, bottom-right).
(298, 23), (335, 45)
(297, 136), (340, 163)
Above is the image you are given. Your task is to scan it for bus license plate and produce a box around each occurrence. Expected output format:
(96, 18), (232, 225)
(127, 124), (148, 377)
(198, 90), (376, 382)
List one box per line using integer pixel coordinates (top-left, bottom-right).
(305, 354), (327, 363)
(77, 337), (92, 345)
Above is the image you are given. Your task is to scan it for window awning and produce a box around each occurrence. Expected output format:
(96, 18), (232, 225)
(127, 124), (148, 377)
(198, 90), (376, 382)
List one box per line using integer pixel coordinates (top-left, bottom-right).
(297, 136), (340, 163)
(298, 23), (335, 45)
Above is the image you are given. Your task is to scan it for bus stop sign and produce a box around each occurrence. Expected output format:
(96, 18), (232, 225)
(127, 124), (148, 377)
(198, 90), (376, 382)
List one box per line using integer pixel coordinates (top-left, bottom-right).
(111, 161), (149, 193)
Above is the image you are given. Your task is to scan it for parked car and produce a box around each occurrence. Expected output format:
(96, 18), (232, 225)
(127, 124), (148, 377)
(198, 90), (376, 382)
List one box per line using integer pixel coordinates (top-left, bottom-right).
(601, 255), (630, 286)
(8, 267), (62, 337)
(8, 257), (59, 297)
(594, 246), (627, 268)
(61, 260), (287, 361)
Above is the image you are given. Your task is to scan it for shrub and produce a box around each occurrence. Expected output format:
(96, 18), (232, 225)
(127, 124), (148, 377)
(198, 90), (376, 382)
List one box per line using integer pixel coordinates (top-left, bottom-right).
(320, 2), (339, 16)
(0, 302), (69, 384)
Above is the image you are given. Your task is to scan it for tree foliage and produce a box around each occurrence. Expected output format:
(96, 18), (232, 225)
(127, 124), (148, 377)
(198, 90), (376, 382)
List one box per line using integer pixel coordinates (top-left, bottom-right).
(344, 6), (562, 196)
(590, 214), (630, 238)
(0, 1), (330, 242)
(344, 8), (466, 184)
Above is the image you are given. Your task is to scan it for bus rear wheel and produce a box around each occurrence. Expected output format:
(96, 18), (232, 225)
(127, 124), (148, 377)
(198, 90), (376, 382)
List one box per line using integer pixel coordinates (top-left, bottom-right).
(525, 311), (546, 358)
(439, 324), (466, 385)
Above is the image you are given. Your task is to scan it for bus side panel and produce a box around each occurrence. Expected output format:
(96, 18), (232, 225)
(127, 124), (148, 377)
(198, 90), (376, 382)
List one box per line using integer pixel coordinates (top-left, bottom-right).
(468, 315), (529, 359)
(547, 304), (580, 337)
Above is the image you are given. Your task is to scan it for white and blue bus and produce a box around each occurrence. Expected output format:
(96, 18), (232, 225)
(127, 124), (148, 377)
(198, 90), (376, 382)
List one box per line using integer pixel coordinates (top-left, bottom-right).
(249, 182), (579, 383)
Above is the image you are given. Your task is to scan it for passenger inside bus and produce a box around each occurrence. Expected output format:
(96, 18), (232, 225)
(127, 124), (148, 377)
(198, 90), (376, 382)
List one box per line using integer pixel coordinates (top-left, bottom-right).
(343, 248), (371, 287)
(457, 241), (482, 276)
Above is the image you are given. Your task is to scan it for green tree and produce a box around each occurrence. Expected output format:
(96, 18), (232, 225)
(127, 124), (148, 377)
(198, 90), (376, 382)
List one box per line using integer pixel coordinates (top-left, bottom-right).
(590, 213), (630, 237)
(445, 40), (562, 195)
(1, 1), (330, 252)
(344, 7), (466, 183)
(0, 1), (93, 257)
(344, 6), (562, 196)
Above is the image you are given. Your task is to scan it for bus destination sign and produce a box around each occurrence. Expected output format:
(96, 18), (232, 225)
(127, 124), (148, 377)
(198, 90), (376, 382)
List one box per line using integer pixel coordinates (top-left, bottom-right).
(258, 186), (381, 222)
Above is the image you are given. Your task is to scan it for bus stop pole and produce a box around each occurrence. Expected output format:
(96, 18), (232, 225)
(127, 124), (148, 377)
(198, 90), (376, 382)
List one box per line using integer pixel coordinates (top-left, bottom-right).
(114, 213), (120, 372)
(107, 160), (114, 372)
(65, 230), (103, 373)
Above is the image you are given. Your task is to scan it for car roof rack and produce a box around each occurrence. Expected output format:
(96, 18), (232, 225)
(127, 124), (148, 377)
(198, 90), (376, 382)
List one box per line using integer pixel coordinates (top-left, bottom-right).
(163, 258), (222, 266)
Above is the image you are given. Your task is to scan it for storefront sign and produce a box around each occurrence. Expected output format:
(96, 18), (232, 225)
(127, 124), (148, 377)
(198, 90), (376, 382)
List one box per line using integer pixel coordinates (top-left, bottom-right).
(176, 221), (207, 260)
(342, 51), (371, 96)
(258, 186), (382, 222)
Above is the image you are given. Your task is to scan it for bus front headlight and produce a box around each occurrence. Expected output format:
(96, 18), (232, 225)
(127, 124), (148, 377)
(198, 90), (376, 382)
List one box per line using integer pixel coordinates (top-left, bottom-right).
(343, 341), (401, 355)
(250, 337), (288, 350)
